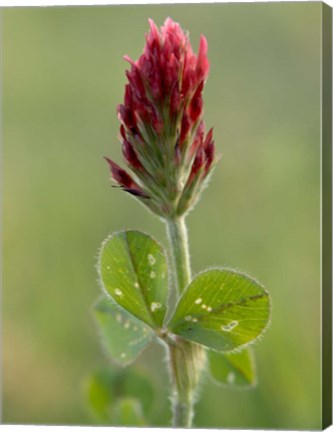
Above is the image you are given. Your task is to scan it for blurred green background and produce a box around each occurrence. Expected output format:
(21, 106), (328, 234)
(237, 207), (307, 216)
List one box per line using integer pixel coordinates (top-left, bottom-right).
(2, 2), (322, 428)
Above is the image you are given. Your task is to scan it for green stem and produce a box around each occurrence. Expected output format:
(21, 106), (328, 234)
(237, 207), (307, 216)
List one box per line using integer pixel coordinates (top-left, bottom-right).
(167, 337), (206, 427)
(172, 399), (193, 428)
(168, 340), (194, 428)
(166, 217), (191, 295)
(165, 216), (205, 428)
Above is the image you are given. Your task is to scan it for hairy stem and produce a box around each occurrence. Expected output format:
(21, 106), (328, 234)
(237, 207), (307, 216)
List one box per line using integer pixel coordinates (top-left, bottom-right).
(165, 217), (205, 428)
(166, 217), (191, 295)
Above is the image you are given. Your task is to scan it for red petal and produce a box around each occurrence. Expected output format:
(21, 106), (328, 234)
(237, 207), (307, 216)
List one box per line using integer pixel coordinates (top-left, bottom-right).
(170, 83), (182, 117)
(204, 127), (214, 148)
(120, 125), (126, 140)
(123, 55), (135, 66)
(180, 112), (191, 144)
(104, 157), (135, 188)
(188, 148), (205, 184)
(122, 140), (142, 170)
(189, 81), (204, 122)
(196, 35), (210, 81)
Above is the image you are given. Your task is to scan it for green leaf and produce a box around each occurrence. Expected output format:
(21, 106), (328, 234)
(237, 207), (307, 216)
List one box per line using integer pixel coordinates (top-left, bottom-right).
(98, 230), (168, 328)
(113, 398), (146, 426)
(84, 367), (154, 424)
(115, 368), (155, 415)
(94, 297), (154, 365)
(208, 348), (256, 388)
(169, 268), (271, 352)
(84, 369), (114, 423)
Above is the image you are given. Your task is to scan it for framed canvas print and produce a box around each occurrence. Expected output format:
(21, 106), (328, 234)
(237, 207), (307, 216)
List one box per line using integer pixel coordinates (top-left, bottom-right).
(1, 1), (332, 430)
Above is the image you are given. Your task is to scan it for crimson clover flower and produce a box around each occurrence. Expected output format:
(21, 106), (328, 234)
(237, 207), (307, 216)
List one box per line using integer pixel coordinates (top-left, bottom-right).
(105, 18), (217, 218)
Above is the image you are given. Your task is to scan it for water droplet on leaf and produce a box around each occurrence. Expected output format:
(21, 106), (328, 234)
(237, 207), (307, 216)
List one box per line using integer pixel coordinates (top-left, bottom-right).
(124, 320), (130, 329)
(148, 254), (156, 265)
(221, 320), (239, 332)
(227, 372), (235, 384)
(150, 302), (161, 312)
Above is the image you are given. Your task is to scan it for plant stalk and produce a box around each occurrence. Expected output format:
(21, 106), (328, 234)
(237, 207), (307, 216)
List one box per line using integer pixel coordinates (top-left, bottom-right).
(166, 217), (191, 295)
(165, 216), (205, 428)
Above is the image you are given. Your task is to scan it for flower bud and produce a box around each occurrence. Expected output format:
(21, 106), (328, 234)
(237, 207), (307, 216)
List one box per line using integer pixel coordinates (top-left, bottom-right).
(105, 18), (218, 218)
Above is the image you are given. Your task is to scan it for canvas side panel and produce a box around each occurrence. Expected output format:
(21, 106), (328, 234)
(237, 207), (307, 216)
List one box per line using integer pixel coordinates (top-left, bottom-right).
(322, 2), (332, 430)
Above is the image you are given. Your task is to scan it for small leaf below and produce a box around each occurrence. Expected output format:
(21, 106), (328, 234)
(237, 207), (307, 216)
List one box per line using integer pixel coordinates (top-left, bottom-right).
(113, 398), (146, 426)
(209, 348), (256, 388)
(84, 367), (154, 424)
(94, 297), (154, 366)
(84, 369), (114, 423)
(169, 268), (271, 352)
(98, 230), (168, 328)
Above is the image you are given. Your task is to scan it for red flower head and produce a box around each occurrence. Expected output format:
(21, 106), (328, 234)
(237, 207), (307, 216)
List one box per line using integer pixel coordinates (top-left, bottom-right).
(106, 18), (217, 217)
